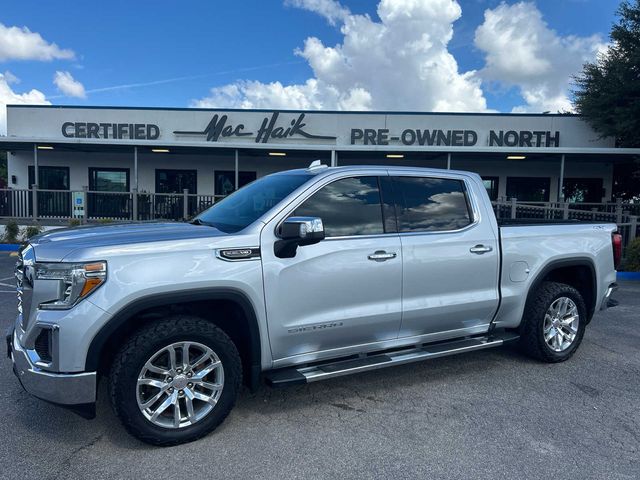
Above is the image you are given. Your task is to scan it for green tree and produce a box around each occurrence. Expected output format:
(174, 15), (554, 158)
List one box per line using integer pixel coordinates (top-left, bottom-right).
(573, 0), (640, 147)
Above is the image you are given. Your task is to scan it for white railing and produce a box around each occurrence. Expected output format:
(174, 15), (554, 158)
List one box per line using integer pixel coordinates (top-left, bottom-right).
(0, 188), (216, 222)
(492, 198), (638, 253)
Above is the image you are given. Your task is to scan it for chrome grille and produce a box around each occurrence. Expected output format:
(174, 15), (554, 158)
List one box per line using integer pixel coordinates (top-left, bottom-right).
(16, 245), (35, 330)
(15, 252), (24, 329)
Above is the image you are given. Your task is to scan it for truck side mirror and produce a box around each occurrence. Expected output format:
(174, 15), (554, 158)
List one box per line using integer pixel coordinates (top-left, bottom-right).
(274, 216), (325, 258)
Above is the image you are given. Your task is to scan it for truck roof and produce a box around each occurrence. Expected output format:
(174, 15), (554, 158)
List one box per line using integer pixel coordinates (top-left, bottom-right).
(273, 164), (479, 179)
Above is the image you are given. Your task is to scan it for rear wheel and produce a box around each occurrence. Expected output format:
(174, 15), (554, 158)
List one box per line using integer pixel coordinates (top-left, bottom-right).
(109, 316), (242, 446)
(519, 281), (587, 362)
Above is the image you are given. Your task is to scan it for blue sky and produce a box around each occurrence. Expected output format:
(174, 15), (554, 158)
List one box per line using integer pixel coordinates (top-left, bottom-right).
(0, 0), (622, 123)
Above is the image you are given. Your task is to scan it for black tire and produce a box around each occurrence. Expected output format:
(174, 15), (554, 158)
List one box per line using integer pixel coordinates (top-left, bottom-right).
(109, 315), (242, 446)
(519, 281), (587, 363)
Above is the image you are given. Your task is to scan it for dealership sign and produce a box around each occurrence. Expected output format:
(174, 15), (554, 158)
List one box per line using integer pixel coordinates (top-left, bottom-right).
(59, 111), (561, 147)
(174, 111), (337, 143)
(62, 122), (160, 140)
(350, 128), (560, 147)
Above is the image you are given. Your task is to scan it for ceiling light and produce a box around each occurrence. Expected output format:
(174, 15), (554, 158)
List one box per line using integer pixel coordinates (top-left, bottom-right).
(269, 152), (287, 156)
(507, 155), (526, 160)
(386, 154), (404, 159)
(152, 148), (170, 153)
(37, 145), (54, 150)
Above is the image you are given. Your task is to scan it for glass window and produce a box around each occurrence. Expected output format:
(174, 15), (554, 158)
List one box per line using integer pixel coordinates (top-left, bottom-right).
(482, 176), (499, 201)
(156, 169), (197, 194)
(195, 173), (313, 233)
(391, 176), (472, 232)
(293, 176), (385, 237)
(215, 171), (257, 196)
(28, 166), (69, 190)
(563, 178), (603, 203)
(89, 168), (129, 192)
(506, 177), (550, 202)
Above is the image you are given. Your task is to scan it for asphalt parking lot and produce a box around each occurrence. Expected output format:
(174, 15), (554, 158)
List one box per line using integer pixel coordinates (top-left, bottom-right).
(0, 253), (638, 480)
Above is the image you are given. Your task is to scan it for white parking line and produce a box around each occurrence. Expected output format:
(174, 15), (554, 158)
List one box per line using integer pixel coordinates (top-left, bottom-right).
(0, 276), (14, 282)
(0, 282), (14, 288)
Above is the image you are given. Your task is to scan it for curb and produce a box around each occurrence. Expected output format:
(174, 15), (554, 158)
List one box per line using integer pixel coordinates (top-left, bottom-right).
(618, 271), (640, 281)
(0, 244), (20, 252)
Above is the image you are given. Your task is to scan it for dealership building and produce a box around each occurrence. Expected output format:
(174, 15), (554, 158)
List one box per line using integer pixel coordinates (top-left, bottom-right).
(1, 105), (638, 219)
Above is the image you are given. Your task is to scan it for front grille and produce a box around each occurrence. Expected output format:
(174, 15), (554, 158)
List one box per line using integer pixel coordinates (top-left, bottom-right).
(34, 329), (52, 363)
(16, 246), (35, 330)
(15, 253), (25, 329)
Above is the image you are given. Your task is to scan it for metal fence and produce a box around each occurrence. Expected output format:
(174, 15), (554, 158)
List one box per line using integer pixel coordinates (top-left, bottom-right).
(0, 188), (217, 222)
(493, 198), (639, 254)
(0, 188), (638, 253)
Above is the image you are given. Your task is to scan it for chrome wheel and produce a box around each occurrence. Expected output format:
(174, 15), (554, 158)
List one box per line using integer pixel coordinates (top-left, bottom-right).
(543, 297), (580, 352)
(136, 341), (224, 429)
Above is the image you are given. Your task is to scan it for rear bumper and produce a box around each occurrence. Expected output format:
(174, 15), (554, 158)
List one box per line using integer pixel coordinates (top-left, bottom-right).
(600, 282), (619, 310)
(7, 326), (97, 406)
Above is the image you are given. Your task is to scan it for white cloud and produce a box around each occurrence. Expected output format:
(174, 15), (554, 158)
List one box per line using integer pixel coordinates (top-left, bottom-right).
(193, 0), (487, 112)
(0, 22), (75, 62)
(474, 1), (605, 112)
(0, 72), (50, 134)
(53, 70), (86, 98)
(284, 0), (351, 26)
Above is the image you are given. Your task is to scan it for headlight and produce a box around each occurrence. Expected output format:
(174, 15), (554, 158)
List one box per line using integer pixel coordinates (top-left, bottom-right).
(35, 261), (107, 310)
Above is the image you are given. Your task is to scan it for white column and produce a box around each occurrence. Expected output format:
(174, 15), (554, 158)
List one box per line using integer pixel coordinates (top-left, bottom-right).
(331, 150), (337, 167)
(446, 152), (451, 170)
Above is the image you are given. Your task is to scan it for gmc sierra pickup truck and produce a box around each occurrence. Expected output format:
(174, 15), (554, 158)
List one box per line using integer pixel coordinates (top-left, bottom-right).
(8, 163), (620, 445)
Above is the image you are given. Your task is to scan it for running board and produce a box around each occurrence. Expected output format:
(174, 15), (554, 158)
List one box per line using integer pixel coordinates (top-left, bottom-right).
(264, 331), (520, 387)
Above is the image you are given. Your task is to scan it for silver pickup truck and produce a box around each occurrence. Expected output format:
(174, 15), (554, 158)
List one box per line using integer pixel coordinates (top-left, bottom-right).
(7, 163), (620, 445)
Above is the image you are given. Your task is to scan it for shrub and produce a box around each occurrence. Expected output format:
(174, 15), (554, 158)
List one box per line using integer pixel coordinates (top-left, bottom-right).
(69, 218), (81, 227)
(98, 218), (113, 224)
(23, 224), (43, 240)
(624, 238), (640, 272)
(3, 219), (19, 243)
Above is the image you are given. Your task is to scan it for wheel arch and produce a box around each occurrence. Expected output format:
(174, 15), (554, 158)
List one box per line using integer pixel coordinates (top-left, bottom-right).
(525, 257), (597, 322)
(86, 288), (263, 390)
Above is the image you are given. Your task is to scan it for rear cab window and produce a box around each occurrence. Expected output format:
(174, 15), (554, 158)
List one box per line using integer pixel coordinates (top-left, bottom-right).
(390, 176), (473, 232)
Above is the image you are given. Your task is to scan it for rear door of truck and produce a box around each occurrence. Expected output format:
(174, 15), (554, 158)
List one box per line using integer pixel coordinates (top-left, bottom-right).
(390, 172), (501, 339)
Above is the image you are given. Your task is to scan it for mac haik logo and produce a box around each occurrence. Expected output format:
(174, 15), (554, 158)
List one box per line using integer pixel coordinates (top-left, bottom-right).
(174, 111), (336, 144)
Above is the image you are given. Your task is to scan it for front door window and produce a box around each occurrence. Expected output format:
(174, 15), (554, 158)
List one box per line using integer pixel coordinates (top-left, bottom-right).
(214, 171), (256, 197)
(506, 177), (550, 202)
(89, 168), (129, 192)
(156, 169), (197, 194)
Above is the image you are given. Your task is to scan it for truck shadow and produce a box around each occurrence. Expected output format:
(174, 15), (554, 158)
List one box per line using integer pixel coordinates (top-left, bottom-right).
(10, 344), (540, 450)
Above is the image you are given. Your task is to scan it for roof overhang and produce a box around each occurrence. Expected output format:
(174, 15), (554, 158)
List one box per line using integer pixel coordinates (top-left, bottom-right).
(1, 136), (639, 156)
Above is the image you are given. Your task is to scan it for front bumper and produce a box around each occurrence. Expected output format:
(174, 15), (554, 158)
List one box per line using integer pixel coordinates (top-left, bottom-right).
(7, 326), (97, 406)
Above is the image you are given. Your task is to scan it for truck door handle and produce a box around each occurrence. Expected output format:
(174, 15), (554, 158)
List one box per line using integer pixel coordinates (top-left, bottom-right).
(470, 244), (493, 254)
(368, 251), (397, 261)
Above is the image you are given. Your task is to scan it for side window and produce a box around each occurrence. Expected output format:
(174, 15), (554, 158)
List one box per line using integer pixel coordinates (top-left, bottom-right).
(293, 176), (385, 237)
(391, 176), (472, 232)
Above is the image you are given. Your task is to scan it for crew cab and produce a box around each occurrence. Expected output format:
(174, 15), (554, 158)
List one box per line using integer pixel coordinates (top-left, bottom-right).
(7, 163), (619, 445)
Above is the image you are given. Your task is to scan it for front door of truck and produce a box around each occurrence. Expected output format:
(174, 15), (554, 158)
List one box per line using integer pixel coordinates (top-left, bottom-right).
(391, 175), (500, 338)
(261, 174), (402, 363)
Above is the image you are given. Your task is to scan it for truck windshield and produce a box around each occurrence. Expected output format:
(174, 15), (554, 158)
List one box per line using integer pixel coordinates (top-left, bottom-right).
(193, 174), (314, 233)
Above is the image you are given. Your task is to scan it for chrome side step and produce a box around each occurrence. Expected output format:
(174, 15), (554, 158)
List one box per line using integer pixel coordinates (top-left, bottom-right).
(264, 331), (519, 387)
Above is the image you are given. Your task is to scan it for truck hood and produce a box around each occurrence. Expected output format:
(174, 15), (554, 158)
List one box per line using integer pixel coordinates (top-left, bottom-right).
(30, 222), (229, 262)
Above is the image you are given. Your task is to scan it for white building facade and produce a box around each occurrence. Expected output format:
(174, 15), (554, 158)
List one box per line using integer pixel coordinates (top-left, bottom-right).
(2, 105), (638, 220)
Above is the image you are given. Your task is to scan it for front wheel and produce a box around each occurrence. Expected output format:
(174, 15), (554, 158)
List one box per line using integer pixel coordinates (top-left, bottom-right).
(109, 316), (242, 446)
(519, 281), (587, 363)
